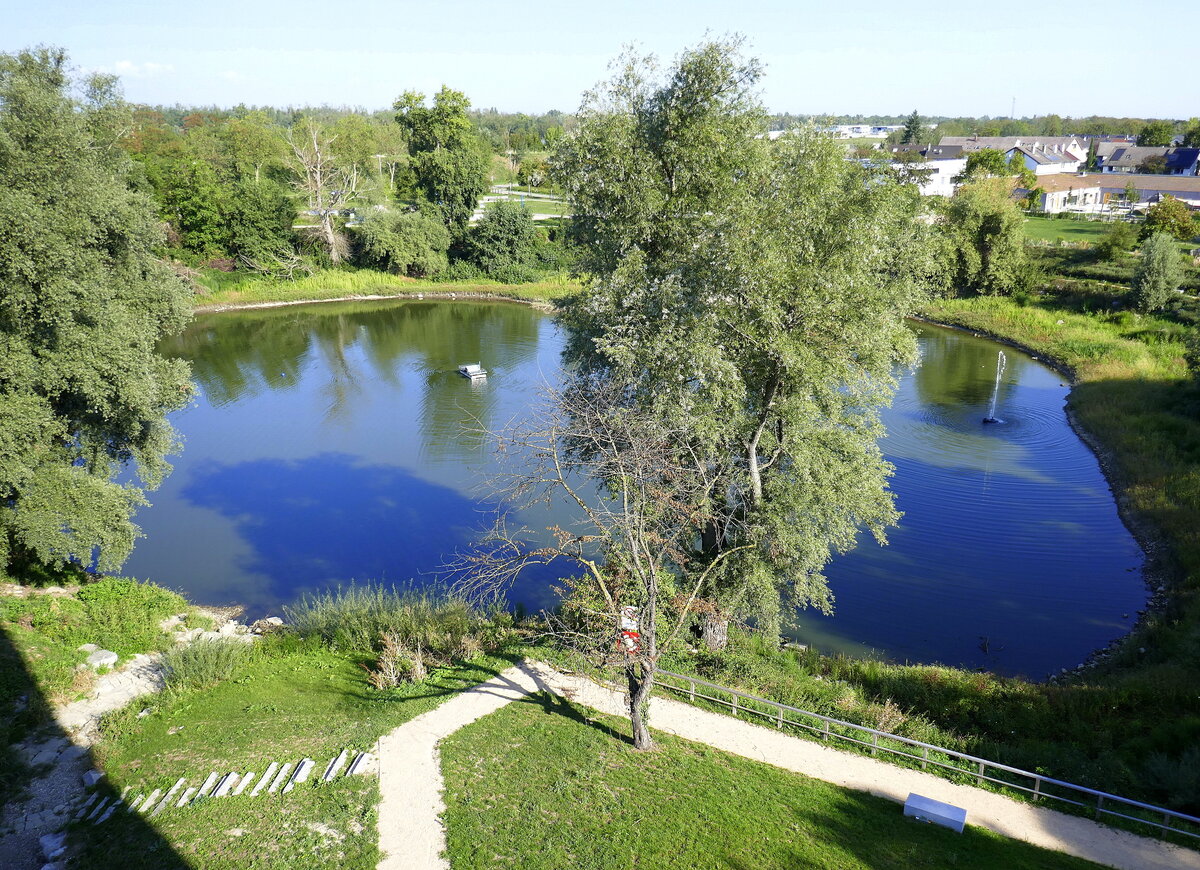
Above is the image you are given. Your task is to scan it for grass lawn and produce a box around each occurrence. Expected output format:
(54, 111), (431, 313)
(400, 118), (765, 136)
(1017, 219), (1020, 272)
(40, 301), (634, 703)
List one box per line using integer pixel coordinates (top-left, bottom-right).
(70, 640), (519, 868)
(440, 694), (1102, 869)
(1022, 215), (1111, 245)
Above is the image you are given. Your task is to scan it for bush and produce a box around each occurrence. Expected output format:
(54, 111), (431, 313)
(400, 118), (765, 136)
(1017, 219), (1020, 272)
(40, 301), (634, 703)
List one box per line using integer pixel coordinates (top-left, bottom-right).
(161, 638), (254, 694)
(355, 208), (450, 277)
(459, 200), (538, 278)
(1132, 232), (1185, 312)
(1094, 222), (1138, 262)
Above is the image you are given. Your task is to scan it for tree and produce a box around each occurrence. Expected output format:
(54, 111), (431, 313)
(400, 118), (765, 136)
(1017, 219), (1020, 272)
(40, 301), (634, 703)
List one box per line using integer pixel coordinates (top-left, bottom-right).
(1125, 179), (1140, 209)
(356, 209), (450, 276)
(394, 87), (489, 231)
(1094, 221), (1138, 262)
(901, 110), (922, 145)
(1139, 154), (1168, 175)
(941, 178), (1029, 295)
(286, 117), (361, 264)
(223, 111), (285, 184)
(1143, 195), (1199, 241)
(0, 48), (193, 577)
(477, 38), (934, 747)
(1184, 118), (1200, 148)
(159, 157), (227, 255)
(1137, 120), (1175, 147)
(223, 178), (296, 266)
(1131, 232), (1184, 312)
(460, 200), (538, 280)
(953, 148), (1011, 183)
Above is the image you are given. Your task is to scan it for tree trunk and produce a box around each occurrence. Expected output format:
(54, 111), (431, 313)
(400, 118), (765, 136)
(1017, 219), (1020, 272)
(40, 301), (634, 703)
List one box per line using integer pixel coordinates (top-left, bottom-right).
(626, 661), (655, 750)
(320, 214), (343, 265)
(700, 613), (729, 651)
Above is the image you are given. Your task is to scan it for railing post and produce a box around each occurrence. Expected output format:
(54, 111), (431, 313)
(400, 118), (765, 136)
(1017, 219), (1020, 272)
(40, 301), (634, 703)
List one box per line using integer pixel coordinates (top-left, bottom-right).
(921, 747), (928, 770)
(1033, 776), (1041, 800)
(822, 720), (829, 741)
(1095, 795), (1104, 820)
(1161, 812), (1170, 838)
(872, 733), (878, 756)
(689, 681), (695, 703)
(976, 761), (984, 786)
(777, 707), (783, 729)
(731, 695), (739, 717)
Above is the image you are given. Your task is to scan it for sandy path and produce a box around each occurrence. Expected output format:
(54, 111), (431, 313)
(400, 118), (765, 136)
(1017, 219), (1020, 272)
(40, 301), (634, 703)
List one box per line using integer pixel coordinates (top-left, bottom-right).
(375, 661), (1200, 870)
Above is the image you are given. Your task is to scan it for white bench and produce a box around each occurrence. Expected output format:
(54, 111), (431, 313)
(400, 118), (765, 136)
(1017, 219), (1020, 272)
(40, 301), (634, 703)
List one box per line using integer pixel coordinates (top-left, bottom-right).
(904, 793), (967, 833)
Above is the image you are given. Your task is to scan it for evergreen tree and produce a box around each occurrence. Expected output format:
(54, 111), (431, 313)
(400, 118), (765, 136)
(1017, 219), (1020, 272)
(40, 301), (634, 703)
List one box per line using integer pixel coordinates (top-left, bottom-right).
(901, 110), (923, 145)
(0, 48), (193, 576)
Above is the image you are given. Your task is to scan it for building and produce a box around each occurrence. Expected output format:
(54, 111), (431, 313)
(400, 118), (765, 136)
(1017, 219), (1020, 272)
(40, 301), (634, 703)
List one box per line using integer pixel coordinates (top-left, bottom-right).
(887, 143), (966, 196)
(939, 135), (1089, 163)
(1019, 173), (1200, 213)
(1010, 145), (1082, 176)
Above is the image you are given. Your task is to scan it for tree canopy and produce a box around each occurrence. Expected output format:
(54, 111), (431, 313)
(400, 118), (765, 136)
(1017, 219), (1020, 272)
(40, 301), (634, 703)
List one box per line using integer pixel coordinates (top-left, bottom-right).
(1142, 195), (1199, 241)
(0, 48), (193, 576)
(1132, 232), (1184, 312)
(1137, 120), (1175, 147)
(940, 178), (1028, 296)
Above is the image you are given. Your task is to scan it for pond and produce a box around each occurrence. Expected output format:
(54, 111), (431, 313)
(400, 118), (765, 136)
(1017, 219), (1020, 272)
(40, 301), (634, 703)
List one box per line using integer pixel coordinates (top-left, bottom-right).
(123, 299), (1146, 679)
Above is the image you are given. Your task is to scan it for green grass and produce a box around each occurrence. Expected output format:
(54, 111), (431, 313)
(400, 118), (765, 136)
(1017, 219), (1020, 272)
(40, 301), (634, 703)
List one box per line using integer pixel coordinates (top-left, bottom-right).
(486, 194), (571, 216)
(76, 635), (518, 868)
(193, 267), (580, 311)
(67, 771), (379, 869)
(1022, 215), (1111, 245)
(440, 694), (1103, 869)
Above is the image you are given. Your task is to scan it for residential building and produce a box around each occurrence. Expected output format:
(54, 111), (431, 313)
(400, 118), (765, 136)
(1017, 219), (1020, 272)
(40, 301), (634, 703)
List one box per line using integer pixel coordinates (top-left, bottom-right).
(1019, 173), (1200, 213)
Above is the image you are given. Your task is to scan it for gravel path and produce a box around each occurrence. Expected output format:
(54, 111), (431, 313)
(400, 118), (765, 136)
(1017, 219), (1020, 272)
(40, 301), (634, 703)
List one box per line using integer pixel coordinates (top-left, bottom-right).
(375, 660), (1200, 870)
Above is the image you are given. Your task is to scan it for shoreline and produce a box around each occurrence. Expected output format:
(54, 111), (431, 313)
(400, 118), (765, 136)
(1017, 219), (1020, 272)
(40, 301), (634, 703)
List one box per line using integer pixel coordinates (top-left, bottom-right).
(193, 287), (560, 315)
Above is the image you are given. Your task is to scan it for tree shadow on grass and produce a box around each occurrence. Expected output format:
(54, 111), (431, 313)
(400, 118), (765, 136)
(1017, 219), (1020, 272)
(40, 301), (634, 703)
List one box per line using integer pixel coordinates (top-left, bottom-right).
(0, 624), (191, 869)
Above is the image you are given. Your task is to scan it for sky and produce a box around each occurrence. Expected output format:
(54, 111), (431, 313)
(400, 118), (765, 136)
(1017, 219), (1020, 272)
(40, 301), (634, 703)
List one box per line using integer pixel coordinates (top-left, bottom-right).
(4, 0), (1197, 119)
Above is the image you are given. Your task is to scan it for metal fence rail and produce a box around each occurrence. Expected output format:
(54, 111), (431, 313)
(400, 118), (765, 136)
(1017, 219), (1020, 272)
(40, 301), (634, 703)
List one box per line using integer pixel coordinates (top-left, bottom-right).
(654, 669), (1200, 842)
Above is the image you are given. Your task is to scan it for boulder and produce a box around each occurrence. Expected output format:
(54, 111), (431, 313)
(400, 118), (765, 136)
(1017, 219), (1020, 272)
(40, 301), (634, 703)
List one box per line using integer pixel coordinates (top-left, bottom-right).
(81, 769), (105, 788)
(250, 616), (285, 635)
(86, 649), (118, 668)
(77, 643), (98, 653)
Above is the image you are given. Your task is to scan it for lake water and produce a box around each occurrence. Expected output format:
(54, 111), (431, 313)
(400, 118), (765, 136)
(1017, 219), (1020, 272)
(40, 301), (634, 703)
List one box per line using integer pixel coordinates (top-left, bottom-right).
(123, 300), (1146, 678)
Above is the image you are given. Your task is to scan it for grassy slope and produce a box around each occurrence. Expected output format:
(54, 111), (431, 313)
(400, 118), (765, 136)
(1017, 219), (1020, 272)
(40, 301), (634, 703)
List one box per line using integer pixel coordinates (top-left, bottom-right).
(440, 694), (1102, 870)
(70, 639), (518, 868)
(193, 268), (580, 310)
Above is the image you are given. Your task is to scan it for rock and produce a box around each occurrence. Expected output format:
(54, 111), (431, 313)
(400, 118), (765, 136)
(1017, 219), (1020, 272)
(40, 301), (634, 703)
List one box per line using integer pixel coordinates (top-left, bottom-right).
(82, 769), (105, 787)
(52, 804), (67, 815)
(77, 643), (98, 653)
(31, 749), (59, 766)
(39, 831), (67, 859)
(61, 744), (87, 762)
(86, 649), (118, 669)
(250, 616), (285, 634)
(137, 708), (152, 718)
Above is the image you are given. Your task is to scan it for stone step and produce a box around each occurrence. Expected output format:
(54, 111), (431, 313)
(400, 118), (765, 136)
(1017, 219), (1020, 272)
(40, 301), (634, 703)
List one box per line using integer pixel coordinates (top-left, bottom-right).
(267, 762), (293, 794)
(323, 749), (348, 783)
(282, 759), (314, 794)
(250, 762), (278, 798)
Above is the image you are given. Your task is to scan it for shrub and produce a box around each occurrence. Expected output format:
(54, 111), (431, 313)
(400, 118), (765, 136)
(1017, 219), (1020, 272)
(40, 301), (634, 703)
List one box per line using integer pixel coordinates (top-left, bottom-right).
(1131, 232), (1185, 313)
(1094, 222), (1138, 262)
(355, 208), (450, 276)
(161, 638), (254, 694)
(459, 200), (538, 279)
(75, 577), (185, 654)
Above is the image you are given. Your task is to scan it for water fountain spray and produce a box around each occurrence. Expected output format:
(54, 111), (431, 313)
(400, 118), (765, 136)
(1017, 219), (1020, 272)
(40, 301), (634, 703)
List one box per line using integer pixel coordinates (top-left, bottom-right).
(983, 351), (1007, 424)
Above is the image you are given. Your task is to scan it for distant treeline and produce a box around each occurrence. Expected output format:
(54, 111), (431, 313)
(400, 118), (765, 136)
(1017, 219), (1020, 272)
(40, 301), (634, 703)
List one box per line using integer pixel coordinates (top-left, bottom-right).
(772, 113), (1198, 140)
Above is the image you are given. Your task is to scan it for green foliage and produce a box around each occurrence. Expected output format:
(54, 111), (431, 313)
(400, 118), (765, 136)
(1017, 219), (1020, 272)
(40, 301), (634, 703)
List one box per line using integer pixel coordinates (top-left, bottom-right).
(394, 86), (489, 230)
(355, 208), (450, 276)
(460, 200), (538, 280)
(223, 179), (295, 265)
(284, 583), (511, 657)
(1184, 118), (1200, 148)
(554, 37), (935, 630)
(160, 637), (255, 694)
(1094, 221), (1138, 261)
(159, 157), (227, 255)
(1131, 232), (1184, 312)
(954, 148), (1011, 182)
(941, 178), (1029, 295)
(1136, 119), (1174, 147)
(1142, 195), (1199, 241)
(0, 47), (193, 576)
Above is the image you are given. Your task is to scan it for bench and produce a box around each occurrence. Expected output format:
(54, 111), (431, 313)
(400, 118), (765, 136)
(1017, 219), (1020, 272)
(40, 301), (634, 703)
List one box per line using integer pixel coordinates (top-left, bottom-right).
(904, 793), (967, 833)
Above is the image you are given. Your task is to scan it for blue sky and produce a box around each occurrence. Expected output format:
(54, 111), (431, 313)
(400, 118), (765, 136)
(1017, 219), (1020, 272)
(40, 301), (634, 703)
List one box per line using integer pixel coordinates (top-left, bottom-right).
(5, 0), (1197, 118)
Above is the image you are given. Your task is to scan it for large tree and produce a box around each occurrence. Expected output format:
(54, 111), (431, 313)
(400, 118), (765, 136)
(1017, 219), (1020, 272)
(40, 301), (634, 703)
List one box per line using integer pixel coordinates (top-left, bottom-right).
(1137, 120), (1175, 147)
(466, 38), (933, 748)
(901, 110), (923, 144)
(0, 48), (193, 577)
(941, 178), (1029, 295)
(394, 87), (489, 231)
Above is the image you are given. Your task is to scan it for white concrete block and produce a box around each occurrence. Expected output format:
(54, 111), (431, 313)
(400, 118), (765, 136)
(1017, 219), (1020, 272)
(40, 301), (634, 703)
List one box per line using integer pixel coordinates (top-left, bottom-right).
(126, 794), (144, 813)
(323, 749), (348, 782)
(85, 798), (110, 821)
(86, 650), (118, 668)
(195, 772), (219, 799)
(151, 778), (186, 816)
(282, 759), (314, 794)
(213, 772), (238, 797)
(267, 763), (293, 794)
(138, 789), (162, 813)
(904, 792), (967, 833)
(38, 832), (66, 859)
(73, 794), (98, 819)
(232, 771), (255, 796)
(250, 762), (278, 797)
(81, 769), (105, 788)
(175, 787), (197, 808)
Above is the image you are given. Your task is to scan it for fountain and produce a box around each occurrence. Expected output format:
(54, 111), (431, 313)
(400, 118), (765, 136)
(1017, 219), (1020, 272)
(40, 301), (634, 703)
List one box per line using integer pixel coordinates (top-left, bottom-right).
(982, 350), (1007, 424)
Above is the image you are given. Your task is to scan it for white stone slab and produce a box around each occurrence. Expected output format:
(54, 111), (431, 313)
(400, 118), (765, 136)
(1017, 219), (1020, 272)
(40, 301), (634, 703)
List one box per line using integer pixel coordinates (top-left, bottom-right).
(126, 794), (144, 813)
(282, 759), (314, 794)
(213, 772), (238, 797)
(150, 778), (186, 816)
(73, 794), (98, 819)
(81, 769), (105, 788)
(346, 752), (377, 776)
(175, 787), (197, 808)
(323, 749), (348, 782)
(138, 789), (162, 813)
(249, 762), (278, 797)
(86, 650), (118, 669)
(267, 762), (293, 794)
(85, 798), (110, 821)
(232, 771), (256, 796)
(195, 772), (219, 800)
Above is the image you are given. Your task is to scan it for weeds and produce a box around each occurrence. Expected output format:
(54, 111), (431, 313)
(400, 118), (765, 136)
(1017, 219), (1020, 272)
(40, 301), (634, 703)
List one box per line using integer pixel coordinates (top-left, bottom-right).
(161, 638), (255, 695)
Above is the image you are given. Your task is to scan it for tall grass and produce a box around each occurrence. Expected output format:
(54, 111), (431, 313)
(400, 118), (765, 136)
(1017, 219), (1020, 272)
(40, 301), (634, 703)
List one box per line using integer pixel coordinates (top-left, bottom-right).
(160, 638), (255, 695)
(284, 583), (511, 658)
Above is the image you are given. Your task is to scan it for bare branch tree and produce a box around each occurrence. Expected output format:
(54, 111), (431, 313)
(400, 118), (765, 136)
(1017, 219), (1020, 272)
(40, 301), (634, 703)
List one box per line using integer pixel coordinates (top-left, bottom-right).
(451, 380), (752, 749)
(285, 118), (360, 265)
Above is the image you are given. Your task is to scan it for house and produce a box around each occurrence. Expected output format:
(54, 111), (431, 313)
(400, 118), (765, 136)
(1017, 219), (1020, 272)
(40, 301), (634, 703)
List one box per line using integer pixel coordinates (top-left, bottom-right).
(1100, 146), (1199, 176)
(1019, 173), (1200, 213)
(886, 144), (966, 197)
(1009, 145), (1082, 176)
(939, 135), (1089, 163)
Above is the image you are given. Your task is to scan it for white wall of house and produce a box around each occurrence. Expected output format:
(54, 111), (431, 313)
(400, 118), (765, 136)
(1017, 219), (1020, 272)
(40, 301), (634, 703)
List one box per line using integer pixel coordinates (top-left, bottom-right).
(919, 158), (967, 196)
(1039, 186), (1104, 212)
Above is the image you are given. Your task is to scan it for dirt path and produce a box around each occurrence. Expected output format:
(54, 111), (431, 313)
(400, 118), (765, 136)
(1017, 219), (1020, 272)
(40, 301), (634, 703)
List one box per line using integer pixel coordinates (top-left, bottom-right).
(375, 661), (1199, 870)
